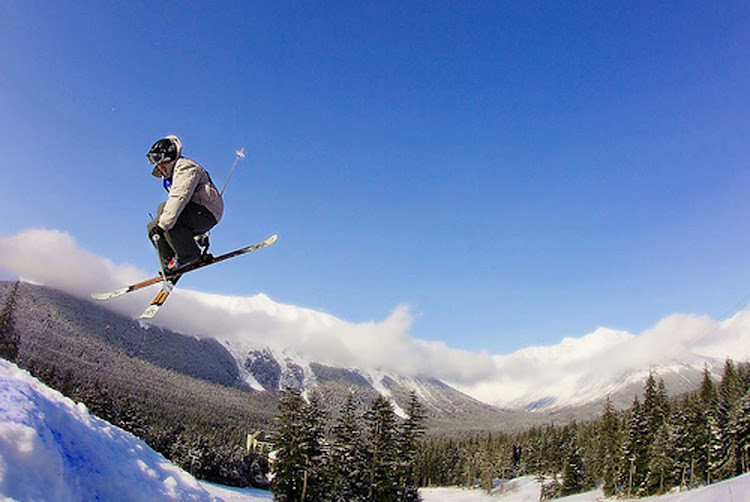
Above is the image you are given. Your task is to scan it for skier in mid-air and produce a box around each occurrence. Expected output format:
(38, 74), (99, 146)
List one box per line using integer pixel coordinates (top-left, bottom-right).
(146, 135), (224, 272)
(93, 138), (275, 318)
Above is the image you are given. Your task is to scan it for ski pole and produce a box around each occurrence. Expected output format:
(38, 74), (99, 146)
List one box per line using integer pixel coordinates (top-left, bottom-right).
(151, 233), (170, 286)
(220, 146), (245, 197)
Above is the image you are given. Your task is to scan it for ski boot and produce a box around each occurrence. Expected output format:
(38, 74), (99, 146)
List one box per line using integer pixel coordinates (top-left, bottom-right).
(194, 234), (214, 264)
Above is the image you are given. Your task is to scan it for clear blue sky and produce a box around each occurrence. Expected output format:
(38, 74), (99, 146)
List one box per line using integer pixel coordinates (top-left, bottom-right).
(2, 1), (750, 353)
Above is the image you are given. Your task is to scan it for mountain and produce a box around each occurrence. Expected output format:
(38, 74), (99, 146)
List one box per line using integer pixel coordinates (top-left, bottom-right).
(462, 312), (750, 412)
(2, 280), (745, 433)
(1, 281), (536, 433)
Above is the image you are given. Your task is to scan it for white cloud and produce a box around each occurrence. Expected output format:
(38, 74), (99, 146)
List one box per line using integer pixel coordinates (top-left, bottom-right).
(0, 229), (495, 383)
(1, 228), (748, 410)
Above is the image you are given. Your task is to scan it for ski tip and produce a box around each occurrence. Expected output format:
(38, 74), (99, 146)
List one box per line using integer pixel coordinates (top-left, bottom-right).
(91, 287), (129, 301)
(265, 234), (279, 245)
(139, 305), (160, 320)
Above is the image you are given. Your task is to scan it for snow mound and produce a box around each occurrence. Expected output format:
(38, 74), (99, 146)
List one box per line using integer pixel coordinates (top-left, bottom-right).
(0, 359), (213, 502)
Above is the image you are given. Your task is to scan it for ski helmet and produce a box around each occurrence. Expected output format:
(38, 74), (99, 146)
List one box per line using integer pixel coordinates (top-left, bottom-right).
(147, 137), (178, 165)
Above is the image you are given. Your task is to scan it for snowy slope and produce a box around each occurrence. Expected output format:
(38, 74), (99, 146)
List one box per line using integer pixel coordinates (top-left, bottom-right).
(420, 474), (750, 502)
(0, 359), (269, 502)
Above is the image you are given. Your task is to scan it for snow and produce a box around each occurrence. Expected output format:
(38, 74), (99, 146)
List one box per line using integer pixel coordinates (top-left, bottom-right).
(422, 474), (750, 502)
(0, 358), (270, 502)
(0, 357), (747, 502)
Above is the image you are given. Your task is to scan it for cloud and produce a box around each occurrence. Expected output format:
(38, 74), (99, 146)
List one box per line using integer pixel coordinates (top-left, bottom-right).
(1, 228), (748, 410)
(0, 229), (495, 383)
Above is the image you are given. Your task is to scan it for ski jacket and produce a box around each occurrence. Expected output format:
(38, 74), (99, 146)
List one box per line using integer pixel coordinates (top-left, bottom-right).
(151, 135), (224, 231)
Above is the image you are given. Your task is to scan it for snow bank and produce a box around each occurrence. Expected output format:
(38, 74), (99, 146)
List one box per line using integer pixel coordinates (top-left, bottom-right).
(0, 359), (213, 502)
(421, 473), (750, 502)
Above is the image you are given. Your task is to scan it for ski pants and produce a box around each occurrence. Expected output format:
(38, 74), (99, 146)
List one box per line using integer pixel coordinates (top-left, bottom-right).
(147, 201), (217, 267)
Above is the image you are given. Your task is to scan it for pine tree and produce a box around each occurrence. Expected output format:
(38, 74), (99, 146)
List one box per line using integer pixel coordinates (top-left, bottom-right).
(622, 396), (648, 496)
(365, 395), (399, 502)
(299, 390), (330, 501)
(560, 425), (587, 496)
(699, 365), (718, 407)
(670, 396), (697, 489)
(272, 388), (308, 501)
(396, 391), (426, 501)
(727, 389), (750, 475)
(330, 392), (369, 502)
(598, 396), (621, 496)
(645, 421), (674, 494)
(638, 373), (669, 494)
(0, 281), (20, 362)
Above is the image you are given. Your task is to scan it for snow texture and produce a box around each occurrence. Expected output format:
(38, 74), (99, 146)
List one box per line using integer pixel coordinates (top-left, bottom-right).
(0, 359), (270, 501)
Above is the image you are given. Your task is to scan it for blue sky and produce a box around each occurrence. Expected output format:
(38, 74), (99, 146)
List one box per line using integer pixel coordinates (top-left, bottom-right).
(2, 1), (750, 353)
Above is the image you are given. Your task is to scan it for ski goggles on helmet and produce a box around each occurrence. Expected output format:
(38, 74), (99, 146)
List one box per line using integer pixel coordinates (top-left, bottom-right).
(147, 138), (177, 165)
(147, 151), (171, 164)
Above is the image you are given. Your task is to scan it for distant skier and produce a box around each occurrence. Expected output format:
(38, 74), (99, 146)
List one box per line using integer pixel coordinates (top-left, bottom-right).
(146, 135), (224, 271)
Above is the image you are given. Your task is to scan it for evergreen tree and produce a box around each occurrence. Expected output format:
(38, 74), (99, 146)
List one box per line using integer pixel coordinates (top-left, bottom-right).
(396, 391), (426, 501)
(645, 422), (674, 494)
(699, 365), (718, 407)
(638, 373), (668, 494)
(622, 396), (647, 496)
(598, 396), (621, 496)
(560, 425), (587, 496)
(330, 392), (369, 502)
(727, 389), (750, 475)
(299, 390), (330, 501)
(0, 281), (20, 362)
(365, 395), (399, 501)
(670, 396), (699, 489)
(272, 388), (308, 501)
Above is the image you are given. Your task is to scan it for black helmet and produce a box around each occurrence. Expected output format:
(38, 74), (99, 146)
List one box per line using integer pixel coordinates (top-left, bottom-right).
(147, 137), (178, 165)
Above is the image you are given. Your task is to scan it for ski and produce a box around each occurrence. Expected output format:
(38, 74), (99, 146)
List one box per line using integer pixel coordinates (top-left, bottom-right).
(139, 275), (181, 319)
(92, 234), (278, 301)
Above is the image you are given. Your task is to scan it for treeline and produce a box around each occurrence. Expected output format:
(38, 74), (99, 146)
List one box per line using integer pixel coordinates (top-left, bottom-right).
(0, 281), (20, 361)
(418, 361), (750, 498)
(0, 281), (270, 488)
(272, 388), (426, 502)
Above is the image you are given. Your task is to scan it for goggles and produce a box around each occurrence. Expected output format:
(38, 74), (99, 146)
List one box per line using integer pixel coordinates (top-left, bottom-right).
(147, 152), (170, 165)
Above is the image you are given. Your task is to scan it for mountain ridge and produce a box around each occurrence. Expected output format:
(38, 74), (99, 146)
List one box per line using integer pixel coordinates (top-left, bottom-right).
(2, 281), (744, 433)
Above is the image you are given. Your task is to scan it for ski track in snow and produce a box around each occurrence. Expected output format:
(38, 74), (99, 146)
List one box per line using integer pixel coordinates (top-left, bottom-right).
(0, 358), (748, 502)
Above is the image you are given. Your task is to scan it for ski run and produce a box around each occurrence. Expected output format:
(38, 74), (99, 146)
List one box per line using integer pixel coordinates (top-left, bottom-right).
(0, 359), (747, 502)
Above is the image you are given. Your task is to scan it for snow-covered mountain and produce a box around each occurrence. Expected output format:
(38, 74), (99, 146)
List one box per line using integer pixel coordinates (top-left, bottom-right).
(3, 281), (524, 433)
(3, 229), (750, 417)
(5, 278), (749, 422)
(173, 286), (750, 413)
(456, 321), (742, 412)
(211, 308), (748, 414)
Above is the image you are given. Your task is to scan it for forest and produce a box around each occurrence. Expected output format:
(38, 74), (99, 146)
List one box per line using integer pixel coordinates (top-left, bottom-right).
(271, 388), (426, 502)
(417, 361), (750, 499)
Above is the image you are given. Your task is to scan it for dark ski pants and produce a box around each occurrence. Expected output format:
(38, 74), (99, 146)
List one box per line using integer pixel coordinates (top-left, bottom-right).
(147, 202), (217, 268)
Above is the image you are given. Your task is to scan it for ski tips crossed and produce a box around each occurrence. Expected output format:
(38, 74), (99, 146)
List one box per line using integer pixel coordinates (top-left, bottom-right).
(91, 233), (278, 319)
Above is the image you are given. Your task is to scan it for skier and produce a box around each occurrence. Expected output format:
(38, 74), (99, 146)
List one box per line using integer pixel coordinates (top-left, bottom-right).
(146, 135), (224, 271)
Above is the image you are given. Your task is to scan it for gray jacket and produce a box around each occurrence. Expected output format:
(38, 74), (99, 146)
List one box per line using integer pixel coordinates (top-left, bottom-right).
(151, 135), (224, 231)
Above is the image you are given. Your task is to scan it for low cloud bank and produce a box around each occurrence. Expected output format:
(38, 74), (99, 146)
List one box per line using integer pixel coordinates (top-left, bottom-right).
(1, 229), (748, 408)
